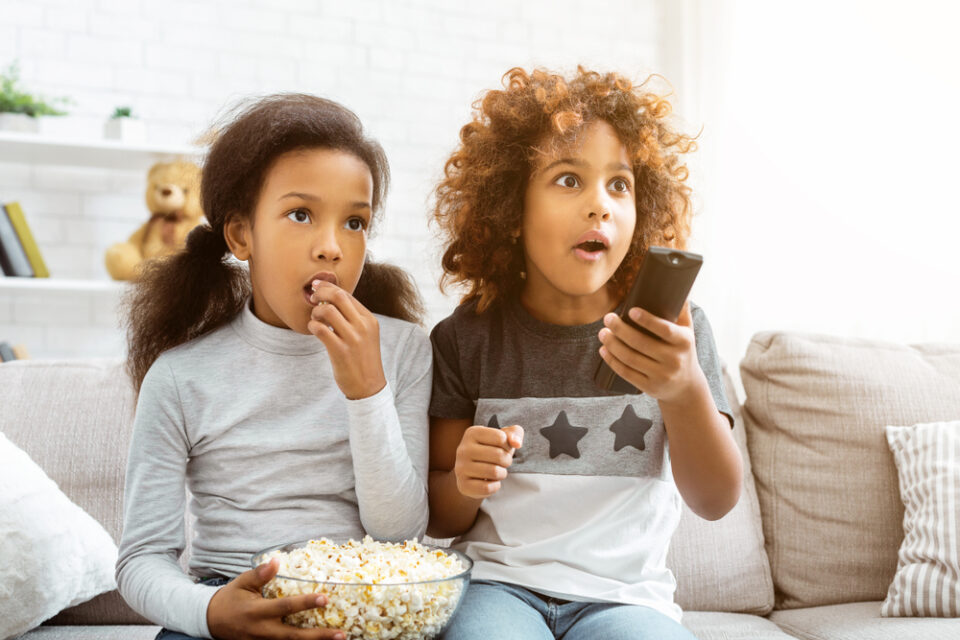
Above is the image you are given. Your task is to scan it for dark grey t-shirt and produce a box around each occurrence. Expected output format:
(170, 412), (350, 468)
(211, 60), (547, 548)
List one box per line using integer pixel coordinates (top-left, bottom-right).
(428, 297), (732, 617)
(431, 297), (732, 476)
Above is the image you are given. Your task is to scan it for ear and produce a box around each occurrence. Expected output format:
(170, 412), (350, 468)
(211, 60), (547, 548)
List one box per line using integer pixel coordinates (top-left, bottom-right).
(223, 216), (252, 261)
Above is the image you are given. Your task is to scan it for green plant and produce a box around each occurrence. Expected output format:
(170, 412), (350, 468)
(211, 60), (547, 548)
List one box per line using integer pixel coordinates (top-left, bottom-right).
(0, 61), (69, 117)
(111, 106), (133, 119)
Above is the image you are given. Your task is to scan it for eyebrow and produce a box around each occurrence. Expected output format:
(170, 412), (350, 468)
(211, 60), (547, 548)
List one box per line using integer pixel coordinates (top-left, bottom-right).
(279, 192), (371, 209)
(539, 158), (633, 175)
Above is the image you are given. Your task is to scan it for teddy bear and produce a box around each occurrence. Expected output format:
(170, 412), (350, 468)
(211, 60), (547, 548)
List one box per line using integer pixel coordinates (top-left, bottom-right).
(105, 160), (204, 281)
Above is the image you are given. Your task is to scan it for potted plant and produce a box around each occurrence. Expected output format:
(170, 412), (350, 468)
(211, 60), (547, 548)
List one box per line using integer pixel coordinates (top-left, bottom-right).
(103, 105), (146, 143)
(0, 61), (68, 133)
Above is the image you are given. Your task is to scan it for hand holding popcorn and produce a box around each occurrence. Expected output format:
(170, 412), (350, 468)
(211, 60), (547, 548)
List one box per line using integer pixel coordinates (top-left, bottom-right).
(454, 424), (523, 499)
(206, 557), (345, 640)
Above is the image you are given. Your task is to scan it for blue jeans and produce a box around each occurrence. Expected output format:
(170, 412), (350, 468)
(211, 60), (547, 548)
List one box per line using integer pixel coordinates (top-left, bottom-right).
(441, 579), (697, 640)
(155, 577), (230, 640)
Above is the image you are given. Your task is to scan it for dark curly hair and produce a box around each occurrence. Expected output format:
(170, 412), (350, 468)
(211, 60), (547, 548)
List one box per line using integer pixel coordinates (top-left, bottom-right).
(124, 93), (423, 391)
(433, 66), (697, 312)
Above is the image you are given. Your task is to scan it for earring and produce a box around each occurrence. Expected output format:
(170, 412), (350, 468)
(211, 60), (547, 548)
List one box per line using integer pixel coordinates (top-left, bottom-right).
(520, 270), (526, 280)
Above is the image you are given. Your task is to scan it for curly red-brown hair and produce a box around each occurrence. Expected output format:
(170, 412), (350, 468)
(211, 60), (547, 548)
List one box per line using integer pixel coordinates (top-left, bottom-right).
(433, 66), (697, 312)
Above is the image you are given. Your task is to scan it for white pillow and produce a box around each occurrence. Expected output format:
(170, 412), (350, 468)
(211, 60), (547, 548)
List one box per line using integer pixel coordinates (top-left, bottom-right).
(882, 420), (960, 617)
(0, 431), (118, 639)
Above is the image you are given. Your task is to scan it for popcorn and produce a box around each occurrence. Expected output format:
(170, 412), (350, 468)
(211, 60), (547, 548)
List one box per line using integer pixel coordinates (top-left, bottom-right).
(260, 537), (469, 640)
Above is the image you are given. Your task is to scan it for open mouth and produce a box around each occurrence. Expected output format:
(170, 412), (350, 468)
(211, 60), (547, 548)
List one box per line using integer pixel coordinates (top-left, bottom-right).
(303, 272), (338, 301)
(575, 240), (607, 253)
(572, 230), (610, 262)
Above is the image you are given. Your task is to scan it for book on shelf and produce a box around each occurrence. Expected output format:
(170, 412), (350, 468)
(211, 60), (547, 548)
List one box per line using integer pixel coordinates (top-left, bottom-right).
(2, 202), (49, 277)
(0, 341), (17, 362)
(0, 202), (34, 277)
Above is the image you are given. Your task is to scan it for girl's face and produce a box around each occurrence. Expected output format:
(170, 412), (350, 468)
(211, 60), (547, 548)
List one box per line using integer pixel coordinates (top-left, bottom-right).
(227, 148), (373, 333)
(521, 119), (636, 320)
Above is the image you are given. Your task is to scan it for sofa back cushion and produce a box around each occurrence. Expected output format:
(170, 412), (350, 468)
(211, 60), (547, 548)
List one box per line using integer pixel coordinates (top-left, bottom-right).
(740, 332), (960, 609)
(666, 367), (774, 614)
(0, 359), (148, 624)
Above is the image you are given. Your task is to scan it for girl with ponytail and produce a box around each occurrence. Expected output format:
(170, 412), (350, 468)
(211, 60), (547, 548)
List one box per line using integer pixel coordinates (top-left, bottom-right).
(116, 94), (431, 640)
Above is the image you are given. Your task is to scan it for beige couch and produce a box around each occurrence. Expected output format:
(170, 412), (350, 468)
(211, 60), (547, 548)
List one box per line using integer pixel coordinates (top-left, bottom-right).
(2, 331), (959, 639)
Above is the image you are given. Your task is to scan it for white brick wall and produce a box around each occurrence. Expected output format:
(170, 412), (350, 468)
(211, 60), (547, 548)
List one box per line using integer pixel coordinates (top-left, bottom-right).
(0, 0), (667, 359)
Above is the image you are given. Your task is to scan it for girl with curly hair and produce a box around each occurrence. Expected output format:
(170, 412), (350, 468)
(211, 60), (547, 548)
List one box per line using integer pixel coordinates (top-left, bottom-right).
(116, 94), (431, 640)
(428, 67), (742, 639)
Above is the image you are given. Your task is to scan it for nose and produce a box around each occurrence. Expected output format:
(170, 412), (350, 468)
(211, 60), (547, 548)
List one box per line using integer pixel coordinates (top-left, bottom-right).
(586, 183), (613, 221)
(313, 226), (342, 262)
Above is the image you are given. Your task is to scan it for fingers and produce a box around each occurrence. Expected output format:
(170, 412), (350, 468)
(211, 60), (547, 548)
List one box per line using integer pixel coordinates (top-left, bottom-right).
(501, 425), (524, 449)
(599, 344), (650, 392)
(311, 302), (359, 344)
(463, 425), (513, 451)
(263, 620), (346, 640)
(455, 425), (521, 499)
(233, 559), (278, 592)
(624, 307), (688, 344)
(262, 592), (329, 618)
(599, 326), (662, 375)
(457, 476), (502, 498)
(311, 280), (366, 325)
(296, 628), (346, 640)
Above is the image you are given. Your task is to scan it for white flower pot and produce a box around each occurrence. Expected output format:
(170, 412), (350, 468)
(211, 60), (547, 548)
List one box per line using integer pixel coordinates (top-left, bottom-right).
(0, 113), (39, 133)
(103, 118), (146, 143)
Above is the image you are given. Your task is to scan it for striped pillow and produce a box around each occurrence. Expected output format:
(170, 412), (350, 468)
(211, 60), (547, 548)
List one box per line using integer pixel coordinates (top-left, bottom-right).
(882, 420), (960, 617)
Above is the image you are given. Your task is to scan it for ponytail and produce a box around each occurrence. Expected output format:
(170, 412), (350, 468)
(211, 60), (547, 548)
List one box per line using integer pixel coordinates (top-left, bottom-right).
(123, 224), (250, 392)
(353, 261), (425, 325)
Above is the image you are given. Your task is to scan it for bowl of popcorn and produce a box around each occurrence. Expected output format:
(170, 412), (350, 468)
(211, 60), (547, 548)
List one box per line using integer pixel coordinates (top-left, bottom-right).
(251, 536), (472, 640)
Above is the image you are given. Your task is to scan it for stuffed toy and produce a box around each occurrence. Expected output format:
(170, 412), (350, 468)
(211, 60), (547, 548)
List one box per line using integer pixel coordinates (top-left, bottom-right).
(105, 160), (204, 281)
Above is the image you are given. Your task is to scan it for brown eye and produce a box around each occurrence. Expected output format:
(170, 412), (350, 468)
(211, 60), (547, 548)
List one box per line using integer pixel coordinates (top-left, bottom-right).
(344, 217), (366, 232)
(287, 208), (310, 223)
(554, 174), (580, 188)
(610, 178), (630, 193)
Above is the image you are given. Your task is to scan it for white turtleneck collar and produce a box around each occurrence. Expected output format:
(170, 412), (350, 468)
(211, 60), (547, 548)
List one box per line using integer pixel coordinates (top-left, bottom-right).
(230, 298), (326, 356)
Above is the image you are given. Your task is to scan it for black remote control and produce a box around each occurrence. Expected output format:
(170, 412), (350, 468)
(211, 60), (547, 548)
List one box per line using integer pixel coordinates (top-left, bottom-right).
(594, 246), (703, 394)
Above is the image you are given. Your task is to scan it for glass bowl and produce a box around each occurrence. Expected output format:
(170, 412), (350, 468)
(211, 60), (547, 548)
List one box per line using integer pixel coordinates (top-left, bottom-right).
(251, 537), (473, 640)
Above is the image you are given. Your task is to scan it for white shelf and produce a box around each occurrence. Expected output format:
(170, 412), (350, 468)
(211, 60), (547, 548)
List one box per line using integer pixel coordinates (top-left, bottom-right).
(0, 277), (126, 293)
(0, 131), (201, 170)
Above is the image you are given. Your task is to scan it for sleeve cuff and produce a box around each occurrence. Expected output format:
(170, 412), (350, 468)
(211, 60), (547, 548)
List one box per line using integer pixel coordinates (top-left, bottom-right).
(193, 582), (222, 639)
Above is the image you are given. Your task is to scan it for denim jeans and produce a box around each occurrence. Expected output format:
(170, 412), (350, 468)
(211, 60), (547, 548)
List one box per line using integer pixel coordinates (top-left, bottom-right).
(154, 577), (230, 640)
(441, 579), (698, 640)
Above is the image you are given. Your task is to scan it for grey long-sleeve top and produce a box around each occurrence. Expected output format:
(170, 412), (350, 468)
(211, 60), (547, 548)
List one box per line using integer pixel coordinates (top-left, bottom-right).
(116, 301), (432, 638)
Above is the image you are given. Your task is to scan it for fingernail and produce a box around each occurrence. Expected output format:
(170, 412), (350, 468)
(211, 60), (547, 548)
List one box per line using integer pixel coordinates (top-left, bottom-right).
(334, 634), (345, 640)
(629, 308), (641, 321)
(599, 346), (608, 358)
(598, 328), (609, 342)
(603, 313), (615, 326)
(312, 279), (321, 290)
(316, 595), (326, 606)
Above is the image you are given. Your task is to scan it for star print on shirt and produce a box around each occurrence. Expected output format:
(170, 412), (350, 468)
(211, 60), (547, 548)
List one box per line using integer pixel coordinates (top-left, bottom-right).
(540, 410), (589, 459)
(610, 405), (654, 452)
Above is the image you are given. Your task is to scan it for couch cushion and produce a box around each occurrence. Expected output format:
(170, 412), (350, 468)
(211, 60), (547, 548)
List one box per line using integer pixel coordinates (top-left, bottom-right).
(0, 432), (119, 638)
(0, 359), (148, 624)
(740, 332), (960, 609)
(769, 601), (960, 640)
(667, 367), (774, 614)
(683, 611), (798, 639)
(882, 420), (960, 617)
